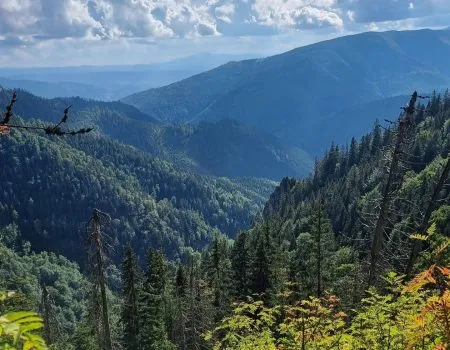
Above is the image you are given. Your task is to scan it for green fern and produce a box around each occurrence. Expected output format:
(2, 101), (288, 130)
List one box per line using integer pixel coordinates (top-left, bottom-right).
(0, 292), (48, 350)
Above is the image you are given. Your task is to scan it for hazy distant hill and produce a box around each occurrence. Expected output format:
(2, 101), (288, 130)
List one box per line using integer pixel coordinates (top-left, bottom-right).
(0, 77), (109, 100)
(0, 53), (257, 100)
(123, 29), (450, 154)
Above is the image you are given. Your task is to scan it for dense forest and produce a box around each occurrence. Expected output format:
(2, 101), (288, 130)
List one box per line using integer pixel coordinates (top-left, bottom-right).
(0, 117), (276, 262)
(1, 90), (450, 349)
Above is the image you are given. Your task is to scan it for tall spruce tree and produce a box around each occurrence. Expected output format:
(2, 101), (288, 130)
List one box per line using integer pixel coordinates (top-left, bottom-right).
(138, 248), (175, 350)
(309, 201), (335, 297)
(172, 263), (188, 350)
(250, 223), (273, 297)
(204, 236), (232, 322)
(290, 201), (336, 298)
(185, 258), (213, 350)
(122, 244), (141, 350)
(231, 231), (250, 300)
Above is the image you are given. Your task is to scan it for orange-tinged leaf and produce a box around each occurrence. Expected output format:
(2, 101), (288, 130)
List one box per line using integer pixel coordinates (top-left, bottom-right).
(0, 125), (9, 135)
(433, 344), (448, 350)
(438, 266), (450, 277)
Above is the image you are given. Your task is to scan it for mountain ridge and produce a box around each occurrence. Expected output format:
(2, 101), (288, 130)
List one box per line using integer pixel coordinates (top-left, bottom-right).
(123, 29), (450, 154)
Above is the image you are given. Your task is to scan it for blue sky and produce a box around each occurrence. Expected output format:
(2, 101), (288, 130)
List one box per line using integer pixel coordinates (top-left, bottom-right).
(0, 0), (449, 67)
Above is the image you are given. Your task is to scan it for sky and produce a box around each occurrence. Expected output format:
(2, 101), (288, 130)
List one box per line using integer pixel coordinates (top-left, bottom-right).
(0, 0), (450, 67)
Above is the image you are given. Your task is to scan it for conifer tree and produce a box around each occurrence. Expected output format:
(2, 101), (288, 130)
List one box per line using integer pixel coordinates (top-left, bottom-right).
(86, 209), (113, 350)
(138, 248), (175, 350)
(371, 120), (382, 155)
(250, 223), (273, 297)
(204, 236), (232, 321)
(122, 244), (141, 350)
(172, 263), (187, 350)
(292, 202), (335, 298)
(185, 258), (213, 350)
(231, 231), (250, 300)
(348, 137), (358, 168)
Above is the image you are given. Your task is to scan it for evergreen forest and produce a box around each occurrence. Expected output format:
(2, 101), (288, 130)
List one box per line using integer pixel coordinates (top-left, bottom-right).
(1, 86), (450, 349)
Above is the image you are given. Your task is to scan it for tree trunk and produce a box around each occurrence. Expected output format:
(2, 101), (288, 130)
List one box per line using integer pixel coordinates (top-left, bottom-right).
(316, 203), (322, 298)
(88, 209), (113, 350)
(368, 92), (418, 286)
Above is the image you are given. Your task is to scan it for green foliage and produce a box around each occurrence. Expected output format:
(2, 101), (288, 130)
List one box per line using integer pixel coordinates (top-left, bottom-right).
(0, 242), (86, 339)
(0, 291), (47, 350)
(204, 300), (278, 350)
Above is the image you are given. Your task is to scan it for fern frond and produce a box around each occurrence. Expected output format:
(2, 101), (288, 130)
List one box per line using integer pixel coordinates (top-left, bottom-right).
(410, 234), (429, 241)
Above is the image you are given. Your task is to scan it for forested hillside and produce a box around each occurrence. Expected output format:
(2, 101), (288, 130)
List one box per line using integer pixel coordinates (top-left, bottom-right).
(0, 89), (310, 178)
(124, 29), (450, 154)
(0, 124), (275, 263)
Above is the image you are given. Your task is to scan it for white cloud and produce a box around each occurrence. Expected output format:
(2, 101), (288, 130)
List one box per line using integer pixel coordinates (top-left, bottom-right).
(215, 2), (235, 23)
(0, 0), (224, 42)
(251, 0), (343, 29)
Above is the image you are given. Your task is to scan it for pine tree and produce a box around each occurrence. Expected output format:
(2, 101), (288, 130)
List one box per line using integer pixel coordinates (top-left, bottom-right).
(250, 223), (273, 297)
(291, 202), (335, 298)
(231, 231), (250, 300)
(185, 258), (213, 350)
(122, 244), (141, 350)
(204, 236), (232, 322)
(371, 120), (382, 155)
(172, 263), (187, 350)
(348, 137), (358, 168)
(138, 248), (175, 350)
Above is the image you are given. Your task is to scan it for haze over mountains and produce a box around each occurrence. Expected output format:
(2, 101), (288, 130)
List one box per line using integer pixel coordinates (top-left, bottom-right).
(124, 29), (450, 155)
(0, 53), (256, 101)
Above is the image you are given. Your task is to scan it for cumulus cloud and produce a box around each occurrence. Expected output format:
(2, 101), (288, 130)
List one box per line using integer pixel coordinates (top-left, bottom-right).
(0, 0), (225, 43)
(215, 2), (235, 23)
(251, 0), (343, 29)
(1, 0), (450, 52)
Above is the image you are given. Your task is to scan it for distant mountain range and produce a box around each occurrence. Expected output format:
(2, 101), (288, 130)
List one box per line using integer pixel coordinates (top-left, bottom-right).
(0, 53), (257, 101)
(123, 29), (450, 155)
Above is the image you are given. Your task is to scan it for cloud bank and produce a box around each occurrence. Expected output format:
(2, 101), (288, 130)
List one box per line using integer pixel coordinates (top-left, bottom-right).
(1, 0), (449, 42)
(0, 0), (449, 65)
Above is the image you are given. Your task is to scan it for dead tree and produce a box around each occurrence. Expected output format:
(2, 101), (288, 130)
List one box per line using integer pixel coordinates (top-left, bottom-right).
(1, 90), (93, 136)
(367, 91), (420, 286)
(405, 155), (450, 276)
(39, 283), (60, 345)
(87, 209), (113, 350)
